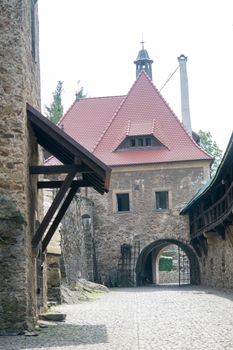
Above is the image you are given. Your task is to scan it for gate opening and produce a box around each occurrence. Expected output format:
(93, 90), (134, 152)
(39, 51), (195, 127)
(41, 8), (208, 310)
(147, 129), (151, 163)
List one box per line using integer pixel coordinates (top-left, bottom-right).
(157, 244), (190, 285)
(136, 239), (200, 286)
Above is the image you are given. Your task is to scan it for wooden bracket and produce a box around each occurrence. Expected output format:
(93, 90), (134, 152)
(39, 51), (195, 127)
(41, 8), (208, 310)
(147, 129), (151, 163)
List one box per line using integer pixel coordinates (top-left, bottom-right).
(32, 169), (77, 250)
(42, 183), (79, 252)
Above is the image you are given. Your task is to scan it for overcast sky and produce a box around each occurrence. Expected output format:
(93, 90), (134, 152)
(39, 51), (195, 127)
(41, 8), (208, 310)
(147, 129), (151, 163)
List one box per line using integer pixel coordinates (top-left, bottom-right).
(38, 0), (233, 152)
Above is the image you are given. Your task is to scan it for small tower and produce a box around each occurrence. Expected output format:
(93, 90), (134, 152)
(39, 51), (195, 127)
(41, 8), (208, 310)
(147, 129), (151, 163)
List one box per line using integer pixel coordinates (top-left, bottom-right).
(134, 40), (153, 80)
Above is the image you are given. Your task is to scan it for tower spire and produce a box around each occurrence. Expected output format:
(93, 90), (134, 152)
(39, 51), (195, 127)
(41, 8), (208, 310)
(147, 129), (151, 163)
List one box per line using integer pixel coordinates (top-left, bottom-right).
(134, 39), (153, 80)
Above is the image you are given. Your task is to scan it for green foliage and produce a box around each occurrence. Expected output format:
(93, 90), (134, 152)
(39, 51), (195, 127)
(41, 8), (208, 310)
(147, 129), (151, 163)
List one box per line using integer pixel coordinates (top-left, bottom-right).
(75, 80), (87, 101)
(45, 80), (64, 124)
(198, 130), (223, 177)
(159, 256), (173, 271)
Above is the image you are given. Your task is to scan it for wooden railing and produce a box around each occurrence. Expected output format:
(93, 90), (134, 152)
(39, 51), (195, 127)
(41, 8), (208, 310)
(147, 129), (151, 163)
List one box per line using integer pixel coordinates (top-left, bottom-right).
(190, 182), (233, 238)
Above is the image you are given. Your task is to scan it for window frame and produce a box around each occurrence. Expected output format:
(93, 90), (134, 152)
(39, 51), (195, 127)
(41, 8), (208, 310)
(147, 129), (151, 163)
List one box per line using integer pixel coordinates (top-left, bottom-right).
(154, 190), (170, 211)
(113, 190), (132, 213)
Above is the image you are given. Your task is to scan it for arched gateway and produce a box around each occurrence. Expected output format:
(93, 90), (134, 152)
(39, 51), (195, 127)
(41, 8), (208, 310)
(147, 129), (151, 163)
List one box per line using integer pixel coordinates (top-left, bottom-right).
(136, 239), (200, 286)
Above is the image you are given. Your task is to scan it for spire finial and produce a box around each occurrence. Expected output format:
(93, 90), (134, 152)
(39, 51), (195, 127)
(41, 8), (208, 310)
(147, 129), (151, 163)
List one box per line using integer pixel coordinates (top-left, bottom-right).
(140, 33), (144, 49)
(134, 37), (153, 80)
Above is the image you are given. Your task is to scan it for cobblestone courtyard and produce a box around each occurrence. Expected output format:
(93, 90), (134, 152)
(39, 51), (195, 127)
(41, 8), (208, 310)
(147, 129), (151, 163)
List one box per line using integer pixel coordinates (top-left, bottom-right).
(1, 286), (233, 350)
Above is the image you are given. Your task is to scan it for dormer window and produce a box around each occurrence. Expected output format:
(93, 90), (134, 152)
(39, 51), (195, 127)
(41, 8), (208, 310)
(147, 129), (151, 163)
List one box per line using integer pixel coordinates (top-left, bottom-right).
(116, 135), (165, 151)
(145, 137), (152, 146)
(129, 136), (154, 148)
(130, 139), (136, 147)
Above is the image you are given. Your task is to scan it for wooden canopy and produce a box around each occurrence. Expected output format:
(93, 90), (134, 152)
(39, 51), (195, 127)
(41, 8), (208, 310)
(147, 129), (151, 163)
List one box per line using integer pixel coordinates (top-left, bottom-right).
(27, 104), (111, 252)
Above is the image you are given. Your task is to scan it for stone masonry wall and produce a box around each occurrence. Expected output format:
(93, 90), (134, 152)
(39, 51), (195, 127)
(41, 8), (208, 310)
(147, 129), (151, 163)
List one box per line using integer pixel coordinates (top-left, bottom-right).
(88, 163), (208, 285)
(200, 227), (233, 288)
(60, 194), (95, 288)
(0, 0), (41, 333)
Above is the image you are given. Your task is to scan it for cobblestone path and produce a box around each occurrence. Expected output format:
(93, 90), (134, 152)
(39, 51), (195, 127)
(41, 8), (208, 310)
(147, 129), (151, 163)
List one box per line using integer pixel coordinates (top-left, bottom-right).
(1, 286), (233, 350)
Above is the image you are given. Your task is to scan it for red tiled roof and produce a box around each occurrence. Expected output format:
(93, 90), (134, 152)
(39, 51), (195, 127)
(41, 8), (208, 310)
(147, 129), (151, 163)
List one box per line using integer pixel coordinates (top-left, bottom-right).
(47, 71), (212, 167)
(57, 95), (125, 152)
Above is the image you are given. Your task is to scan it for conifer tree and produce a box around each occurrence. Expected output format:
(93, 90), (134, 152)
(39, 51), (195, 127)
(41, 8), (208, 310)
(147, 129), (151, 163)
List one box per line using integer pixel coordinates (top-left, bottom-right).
(75, 80), (87, 101)
(45, 80), (64, 124)
(198, 130), (223, 177)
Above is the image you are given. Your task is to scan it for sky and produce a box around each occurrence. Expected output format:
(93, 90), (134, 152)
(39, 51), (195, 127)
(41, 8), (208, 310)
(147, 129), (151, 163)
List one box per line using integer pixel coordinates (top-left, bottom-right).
(38, 0), (233, 152)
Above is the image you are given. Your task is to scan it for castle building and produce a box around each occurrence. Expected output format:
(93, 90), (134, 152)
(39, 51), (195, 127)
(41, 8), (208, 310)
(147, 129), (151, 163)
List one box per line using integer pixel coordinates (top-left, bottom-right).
(47, 45), (212, 287)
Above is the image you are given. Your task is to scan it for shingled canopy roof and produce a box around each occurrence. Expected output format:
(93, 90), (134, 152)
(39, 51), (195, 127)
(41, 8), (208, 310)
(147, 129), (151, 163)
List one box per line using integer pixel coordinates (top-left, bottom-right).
(27, 104), (111, 194)
(27, 104), (111, 253)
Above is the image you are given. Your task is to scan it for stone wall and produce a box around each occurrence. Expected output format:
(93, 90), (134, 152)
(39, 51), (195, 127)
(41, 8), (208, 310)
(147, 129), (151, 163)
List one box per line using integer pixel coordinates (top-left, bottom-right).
(88, 162), (209, 285)
(0, 0), (41, 333)
(60, 194), (95, 288)
(158, 270), (180, 284)
(200, 227), (233, 288)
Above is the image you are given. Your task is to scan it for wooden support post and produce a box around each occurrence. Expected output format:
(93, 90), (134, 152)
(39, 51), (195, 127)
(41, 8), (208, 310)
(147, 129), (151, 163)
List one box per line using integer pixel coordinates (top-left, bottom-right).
(32, 169), (77, 250)
(199, 237), (208, 256)
(191, 239), (202, 258)
(42, 183), (79, 252)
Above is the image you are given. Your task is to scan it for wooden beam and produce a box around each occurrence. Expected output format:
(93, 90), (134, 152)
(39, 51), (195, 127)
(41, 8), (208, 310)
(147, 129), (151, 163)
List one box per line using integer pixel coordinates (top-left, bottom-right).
(30, 164), (93, 175)
(83, 173), (105, 190)
(191, 240), (202, 258)
(32, 169), (77, 250)
(42, 183), (79, 252)
(199, 237), (208, 255)
(37, 180), (89, 189)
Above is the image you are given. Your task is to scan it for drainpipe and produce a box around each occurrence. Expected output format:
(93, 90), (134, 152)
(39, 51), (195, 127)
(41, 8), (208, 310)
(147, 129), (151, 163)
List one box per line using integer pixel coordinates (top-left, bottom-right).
(178, 54), (192, 135)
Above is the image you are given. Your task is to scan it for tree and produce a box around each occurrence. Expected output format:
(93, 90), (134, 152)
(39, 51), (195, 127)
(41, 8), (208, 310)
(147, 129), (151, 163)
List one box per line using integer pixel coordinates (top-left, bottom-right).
(45, 80), (64, 124)
(198, 130), (223, 177)
(75, 80), (87, 101)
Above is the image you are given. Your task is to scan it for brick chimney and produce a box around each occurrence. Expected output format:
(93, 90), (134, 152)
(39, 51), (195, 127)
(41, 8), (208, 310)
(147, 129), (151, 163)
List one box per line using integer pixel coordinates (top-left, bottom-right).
(178, 55), (192, 135)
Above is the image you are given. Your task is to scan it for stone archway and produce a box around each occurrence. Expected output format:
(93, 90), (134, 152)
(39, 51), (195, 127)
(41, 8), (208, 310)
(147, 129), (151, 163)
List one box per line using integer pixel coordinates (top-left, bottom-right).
(136, 239), (200, 286)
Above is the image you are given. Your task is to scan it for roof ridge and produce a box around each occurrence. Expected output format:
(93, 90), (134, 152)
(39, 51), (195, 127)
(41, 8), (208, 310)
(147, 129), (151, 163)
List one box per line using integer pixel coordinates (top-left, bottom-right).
(126, 120), (131, 136)
(92, 75), (144, 152)
(152, 119), (156, 133)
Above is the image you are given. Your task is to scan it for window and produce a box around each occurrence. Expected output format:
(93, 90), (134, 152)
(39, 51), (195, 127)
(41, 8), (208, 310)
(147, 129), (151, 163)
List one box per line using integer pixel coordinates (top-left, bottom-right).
(155, 191), (169, 210)
(145, 137), (152, 146)
(138, 138), (143, 146)
(116, 193), (130, 212)
(130, 139), (136, 147)
(116, 135), (165, 151)
(129, 136), (153, 148)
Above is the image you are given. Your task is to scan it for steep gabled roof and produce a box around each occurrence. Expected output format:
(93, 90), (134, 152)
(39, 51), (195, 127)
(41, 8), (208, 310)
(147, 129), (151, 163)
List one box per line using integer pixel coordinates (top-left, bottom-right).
(47, 71), (212, 167)
(92, 71), (212, 166)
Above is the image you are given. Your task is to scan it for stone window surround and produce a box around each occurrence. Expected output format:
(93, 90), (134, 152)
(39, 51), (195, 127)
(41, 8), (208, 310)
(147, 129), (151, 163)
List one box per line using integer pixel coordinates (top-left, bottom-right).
(112, 189), (132, 213)
(153, 188), (172, 212)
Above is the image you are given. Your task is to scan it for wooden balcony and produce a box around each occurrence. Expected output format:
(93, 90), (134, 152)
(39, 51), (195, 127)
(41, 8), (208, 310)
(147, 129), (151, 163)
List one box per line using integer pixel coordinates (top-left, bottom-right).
(190, 182), (233, 239)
